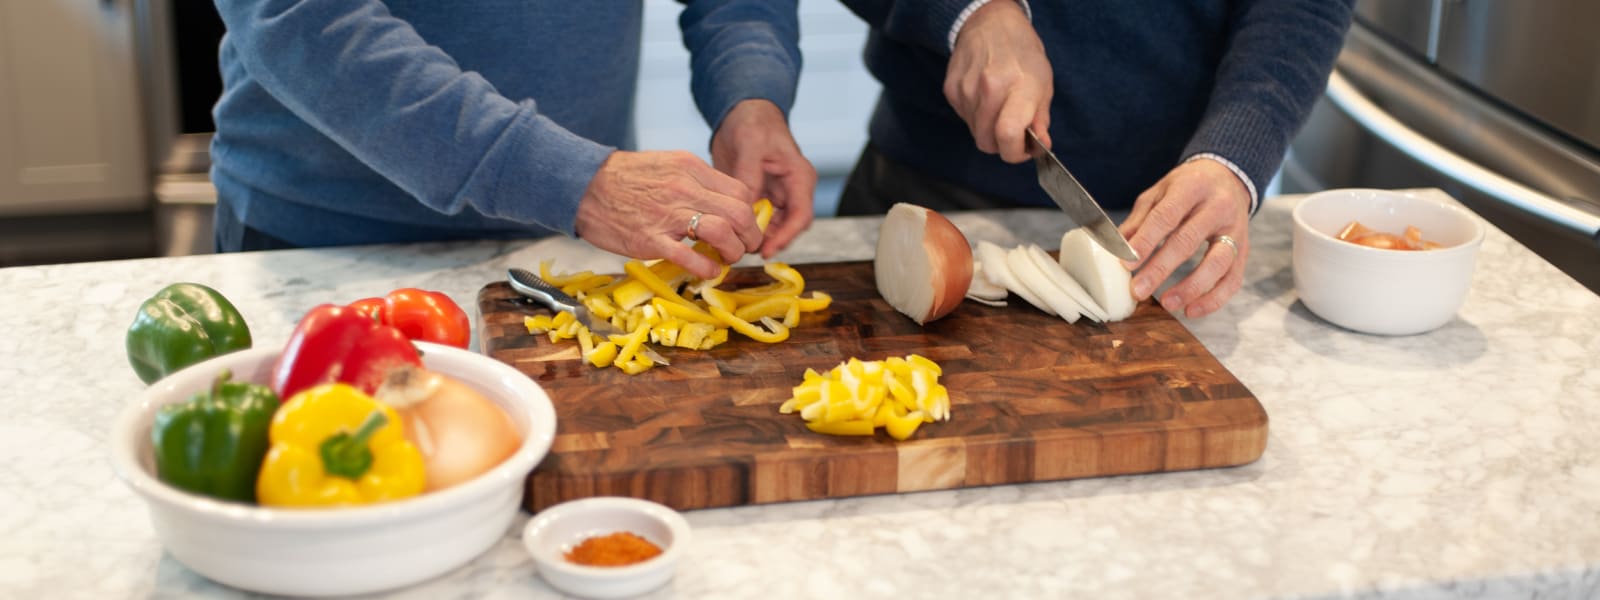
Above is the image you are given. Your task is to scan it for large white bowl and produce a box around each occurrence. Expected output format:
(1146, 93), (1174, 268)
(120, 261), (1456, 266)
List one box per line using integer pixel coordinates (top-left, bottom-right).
(110, 342), (557, 597)
(1292, 188), (1486, 335)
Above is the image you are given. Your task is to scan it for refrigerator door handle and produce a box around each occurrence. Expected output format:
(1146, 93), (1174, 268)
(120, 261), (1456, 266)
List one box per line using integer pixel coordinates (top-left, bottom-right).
(1324, 70), (1600, 243)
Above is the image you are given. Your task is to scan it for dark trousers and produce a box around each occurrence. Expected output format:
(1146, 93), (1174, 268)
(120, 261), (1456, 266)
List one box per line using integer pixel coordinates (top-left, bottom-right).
(836, 143), (1014, 216)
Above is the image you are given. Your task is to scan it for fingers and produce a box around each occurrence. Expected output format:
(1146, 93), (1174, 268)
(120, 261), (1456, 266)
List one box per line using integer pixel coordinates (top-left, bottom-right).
(1155, 234), (1242, 315)
(1122, 184), (1197, 299)
(652, 234), (722, 280)
(994, 89), (1042, 163)
(1119, 160), (1254, 317)
(574, 150), (764, 272)
(944, 1), (1052, 163)
(1179, 253), (1246, 318)
(683, 160), (762, 254)
(761, 168), (817, 258)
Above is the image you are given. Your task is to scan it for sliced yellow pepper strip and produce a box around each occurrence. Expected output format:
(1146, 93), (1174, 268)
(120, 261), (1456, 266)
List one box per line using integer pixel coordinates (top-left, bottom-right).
(624, 260), (701, 310)
(708, 306), (789, 343)
(795, 291), (832, 312)
(733, 295), (797, 323)
(609, 325), (651, 367)
(649, 297), (718, 324)
(587, 341), (619, 368)
(806, 420), (874, 436)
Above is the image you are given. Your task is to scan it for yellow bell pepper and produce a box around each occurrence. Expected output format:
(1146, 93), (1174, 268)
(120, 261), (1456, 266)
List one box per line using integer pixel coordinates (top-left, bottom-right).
(256, 383), (426, 507)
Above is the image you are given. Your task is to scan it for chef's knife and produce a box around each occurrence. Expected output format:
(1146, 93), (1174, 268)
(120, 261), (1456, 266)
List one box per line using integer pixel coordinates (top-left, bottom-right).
(506, 268), (670, 366)
(1025, 128), (1140, 262)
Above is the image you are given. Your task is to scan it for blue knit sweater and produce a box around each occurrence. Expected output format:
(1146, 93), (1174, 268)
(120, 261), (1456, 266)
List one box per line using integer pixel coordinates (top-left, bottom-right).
(843, 0), (1354, 212)
(210, 1), (799, 248)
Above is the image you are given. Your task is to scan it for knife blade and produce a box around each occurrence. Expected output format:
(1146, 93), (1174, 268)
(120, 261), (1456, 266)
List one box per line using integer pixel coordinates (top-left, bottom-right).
(506, 268), (670, 366)
(1025, 129), (1140, 262)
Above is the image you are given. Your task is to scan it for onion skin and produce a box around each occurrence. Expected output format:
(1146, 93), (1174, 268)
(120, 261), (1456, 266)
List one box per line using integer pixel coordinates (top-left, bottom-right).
(376, 366), (522, 492)
(875, 203), (974, 325)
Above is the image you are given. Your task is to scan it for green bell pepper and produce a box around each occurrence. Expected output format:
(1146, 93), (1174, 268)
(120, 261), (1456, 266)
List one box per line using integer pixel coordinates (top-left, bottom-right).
(126, 282), (252, 384)
(151, 370), (278, 503)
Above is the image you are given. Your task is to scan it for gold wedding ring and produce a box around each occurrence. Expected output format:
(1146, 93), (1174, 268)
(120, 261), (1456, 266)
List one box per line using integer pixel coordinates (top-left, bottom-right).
(686, 212), (705, 241)
(1211, 234), (1238, 258)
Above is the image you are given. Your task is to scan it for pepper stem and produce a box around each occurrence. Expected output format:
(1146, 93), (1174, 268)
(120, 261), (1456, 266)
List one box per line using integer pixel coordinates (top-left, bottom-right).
(320, 409), (388, 480)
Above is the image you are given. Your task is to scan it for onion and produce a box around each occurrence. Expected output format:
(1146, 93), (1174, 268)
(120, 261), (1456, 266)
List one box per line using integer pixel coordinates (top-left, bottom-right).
(1004, 246), (1083, 323)
(966, 260), (1010, 304)
(975, 241), (1055, 316)
(1023, 244), (1108, 322)
(875, 203), (974, 324)
(1058, 229), (1137, 321)
(376, 365), (522, 492)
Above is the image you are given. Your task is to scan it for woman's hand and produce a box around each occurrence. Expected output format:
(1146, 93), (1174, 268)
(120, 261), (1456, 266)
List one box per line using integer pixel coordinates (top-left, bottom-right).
(710, 99), (817, 258)
(1119, 159), (1252, 318)
(574, 150), (761, 280)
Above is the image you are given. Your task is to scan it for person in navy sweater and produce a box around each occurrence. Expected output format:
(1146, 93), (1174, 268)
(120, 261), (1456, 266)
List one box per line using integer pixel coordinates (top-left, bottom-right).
(209, 2), (813, 280)
(838, 1), (1356, 317)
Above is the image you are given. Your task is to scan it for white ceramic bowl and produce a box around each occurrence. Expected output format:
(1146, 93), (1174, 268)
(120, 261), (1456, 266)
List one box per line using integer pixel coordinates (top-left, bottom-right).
(523, 497), (690, 599)
(110, 342), (557, 597)
(1292, 188), (1486, 335)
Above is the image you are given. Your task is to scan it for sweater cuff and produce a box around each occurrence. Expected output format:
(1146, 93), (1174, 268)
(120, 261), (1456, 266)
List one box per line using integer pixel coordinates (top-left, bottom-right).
(1181, 105), (1286, 219)
(460, 103), (613, 236)
(947, 0), (1033, 51)
(1184, 152), (1260, 216)
(693, 54), (799, 135)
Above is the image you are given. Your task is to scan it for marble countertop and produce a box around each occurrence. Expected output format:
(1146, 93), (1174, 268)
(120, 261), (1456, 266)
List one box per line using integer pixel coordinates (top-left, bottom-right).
(2, 191), (1597, 599)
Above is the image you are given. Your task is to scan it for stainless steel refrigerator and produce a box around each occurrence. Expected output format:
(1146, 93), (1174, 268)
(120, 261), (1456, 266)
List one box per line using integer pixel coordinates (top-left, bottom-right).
(1281, 0), (1600, 294)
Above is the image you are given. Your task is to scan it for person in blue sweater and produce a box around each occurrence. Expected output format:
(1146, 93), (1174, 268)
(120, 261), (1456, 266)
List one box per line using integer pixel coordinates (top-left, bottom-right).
(209, 2), (814, 280)
(837, 1), (1355, 317)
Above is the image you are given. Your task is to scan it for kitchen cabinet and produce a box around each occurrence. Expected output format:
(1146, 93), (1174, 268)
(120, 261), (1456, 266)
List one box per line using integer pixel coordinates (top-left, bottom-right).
(0, 0), (148, 216)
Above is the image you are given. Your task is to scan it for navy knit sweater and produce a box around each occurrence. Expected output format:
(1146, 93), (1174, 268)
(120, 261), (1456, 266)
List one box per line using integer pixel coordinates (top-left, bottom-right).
(843, 0), (1355, 212)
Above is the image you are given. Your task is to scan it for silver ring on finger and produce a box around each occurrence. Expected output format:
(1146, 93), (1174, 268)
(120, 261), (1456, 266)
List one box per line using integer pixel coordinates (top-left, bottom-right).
(686, 212), (705, 241)
(1210, 234), (1238, 260)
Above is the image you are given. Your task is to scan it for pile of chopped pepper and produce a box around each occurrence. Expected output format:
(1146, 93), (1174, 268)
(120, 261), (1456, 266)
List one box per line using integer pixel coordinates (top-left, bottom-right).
(780, 355), (951, 440)
(525, 200), (832, 374)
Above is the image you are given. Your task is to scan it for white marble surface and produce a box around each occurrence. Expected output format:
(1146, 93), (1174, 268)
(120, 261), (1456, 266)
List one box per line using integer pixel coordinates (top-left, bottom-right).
(2, 191), (1598, 599)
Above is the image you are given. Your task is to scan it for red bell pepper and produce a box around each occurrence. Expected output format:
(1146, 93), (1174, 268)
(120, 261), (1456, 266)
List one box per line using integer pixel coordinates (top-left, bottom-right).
(346, 288), (471, 349)
(271, 304), (423, 400)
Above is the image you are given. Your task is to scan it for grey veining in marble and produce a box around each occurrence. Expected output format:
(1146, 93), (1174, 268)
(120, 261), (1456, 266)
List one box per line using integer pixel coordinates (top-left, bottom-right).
(1, 191), (1596, 599)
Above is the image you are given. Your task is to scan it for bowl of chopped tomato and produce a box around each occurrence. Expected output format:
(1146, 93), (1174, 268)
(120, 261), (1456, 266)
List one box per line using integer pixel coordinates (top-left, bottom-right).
(1292, 188), (1486, 335)
(522, 496), (690, 599)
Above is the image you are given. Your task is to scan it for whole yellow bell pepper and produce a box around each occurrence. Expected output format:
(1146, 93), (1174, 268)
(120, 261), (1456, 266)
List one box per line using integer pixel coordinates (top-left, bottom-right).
(256, 383), (426, 507)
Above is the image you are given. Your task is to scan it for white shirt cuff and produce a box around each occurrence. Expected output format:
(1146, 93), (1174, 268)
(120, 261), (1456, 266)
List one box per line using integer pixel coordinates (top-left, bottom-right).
(1185, 152), (1260, 215)
(948, 0), (1033, 52)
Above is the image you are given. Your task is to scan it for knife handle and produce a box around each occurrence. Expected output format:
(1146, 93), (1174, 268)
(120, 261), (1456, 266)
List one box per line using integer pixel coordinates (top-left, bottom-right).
(507, 268), (578, 313)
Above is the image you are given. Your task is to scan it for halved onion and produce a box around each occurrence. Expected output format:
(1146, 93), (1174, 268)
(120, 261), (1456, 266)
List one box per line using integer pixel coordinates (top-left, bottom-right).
(875, 203), (974, 324)
(1058, 229), (1137, 321)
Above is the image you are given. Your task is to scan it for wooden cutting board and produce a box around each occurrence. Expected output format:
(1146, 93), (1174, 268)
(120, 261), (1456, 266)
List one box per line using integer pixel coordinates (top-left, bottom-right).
(477, 260), (1266, 512)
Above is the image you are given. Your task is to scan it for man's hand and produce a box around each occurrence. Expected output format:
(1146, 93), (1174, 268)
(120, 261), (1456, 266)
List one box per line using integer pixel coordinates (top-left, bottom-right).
(574, 150), (761, 280)
(944, 0), (1053, 163)
(710, 99), (817, 258)
(1118, 159), (1252, 318)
